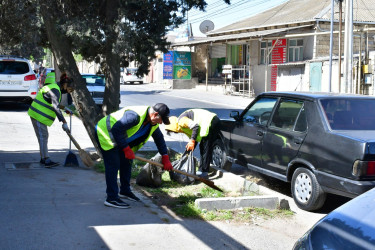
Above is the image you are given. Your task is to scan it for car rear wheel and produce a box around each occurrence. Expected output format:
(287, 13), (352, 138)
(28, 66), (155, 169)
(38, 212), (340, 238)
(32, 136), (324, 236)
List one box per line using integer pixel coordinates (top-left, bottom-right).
(291, 167), (326, 211)
(212, 139), (232, 171)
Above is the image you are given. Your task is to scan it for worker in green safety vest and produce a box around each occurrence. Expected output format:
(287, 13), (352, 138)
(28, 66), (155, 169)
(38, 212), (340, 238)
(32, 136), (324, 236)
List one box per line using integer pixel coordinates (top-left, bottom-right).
(95, 103), (173, 209)
(28, 72), (74, 168)
(165, 109), (220, 178)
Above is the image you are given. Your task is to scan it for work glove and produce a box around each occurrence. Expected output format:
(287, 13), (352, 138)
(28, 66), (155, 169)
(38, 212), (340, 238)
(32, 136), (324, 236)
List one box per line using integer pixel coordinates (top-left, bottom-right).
(62, 123), (70, 133)
(161, 155), (173, 171)
(122, 146), (135, 160)
(186, 139), (196, 151)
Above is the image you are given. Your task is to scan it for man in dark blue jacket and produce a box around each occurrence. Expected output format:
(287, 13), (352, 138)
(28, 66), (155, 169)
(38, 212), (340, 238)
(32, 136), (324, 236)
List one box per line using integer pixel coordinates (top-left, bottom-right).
(96, 103), (173, 208)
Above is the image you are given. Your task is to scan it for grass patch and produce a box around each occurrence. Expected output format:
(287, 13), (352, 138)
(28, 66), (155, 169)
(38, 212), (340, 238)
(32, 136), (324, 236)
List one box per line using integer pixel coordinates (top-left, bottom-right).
(94, 150), (294, 223)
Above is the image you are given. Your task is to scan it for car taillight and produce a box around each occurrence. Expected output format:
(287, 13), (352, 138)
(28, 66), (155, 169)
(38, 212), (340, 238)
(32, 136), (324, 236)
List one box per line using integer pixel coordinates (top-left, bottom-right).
(353, 160), (375, 177)
(31, 92), (37, 96)
(127, 73), (131, 75)
(367, 161), (375, 175)
(24, 74), (37, 81)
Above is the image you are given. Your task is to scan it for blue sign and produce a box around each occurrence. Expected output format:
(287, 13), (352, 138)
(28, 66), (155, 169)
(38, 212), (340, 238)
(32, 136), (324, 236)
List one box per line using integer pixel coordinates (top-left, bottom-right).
(163, 51), (173, 79)
(173, 51), (191, 66)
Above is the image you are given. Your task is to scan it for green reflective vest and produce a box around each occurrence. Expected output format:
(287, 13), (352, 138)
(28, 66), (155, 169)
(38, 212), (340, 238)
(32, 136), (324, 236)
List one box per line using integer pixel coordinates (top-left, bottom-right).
(97, 106), (158, 151)
(28, 83), (61, 126)
(180, 109), (216, 142)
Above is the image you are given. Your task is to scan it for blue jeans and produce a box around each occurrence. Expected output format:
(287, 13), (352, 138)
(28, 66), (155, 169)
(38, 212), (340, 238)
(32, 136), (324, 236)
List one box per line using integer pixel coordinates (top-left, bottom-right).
(95, 130), (133, 200)
(101, 147), (133, 200)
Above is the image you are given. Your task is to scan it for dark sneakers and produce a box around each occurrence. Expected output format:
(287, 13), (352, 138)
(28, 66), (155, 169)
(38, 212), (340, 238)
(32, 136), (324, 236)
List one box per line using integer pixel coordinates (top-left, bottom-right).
(119, 191), (141, 202)
(42, 158), (59, 168)
(104, 198), (130, 209)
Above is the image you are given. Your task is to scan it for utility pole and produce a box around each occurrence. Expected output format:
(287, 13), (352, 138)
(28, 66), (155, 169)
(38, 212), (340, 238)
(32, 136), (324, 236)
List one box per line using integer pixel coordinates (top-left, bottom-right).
(328, 0), (335, 92)
(343, 0), (353, 93)
(338, 0), (343, 92)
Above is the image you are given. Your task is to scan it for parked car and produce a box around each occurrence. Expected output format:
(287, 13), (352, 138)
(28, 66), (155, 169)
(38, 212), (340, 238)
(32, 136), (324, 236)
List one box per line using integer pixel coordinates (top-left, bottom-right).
(122, 67), (143, 84)
(0, 55), (38, 104)
(82, 74), (121, 105)
(82, 74), (105, 105)
(293, 187), (375, 249)
(212, 92), (375, 211)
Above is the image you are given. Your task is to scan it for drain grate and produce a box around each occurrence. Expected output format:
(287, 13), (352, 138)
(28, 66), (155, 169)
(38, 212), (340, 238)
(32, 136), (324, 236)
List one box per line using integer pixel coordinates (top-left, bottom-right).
(5, 162), (43, 170)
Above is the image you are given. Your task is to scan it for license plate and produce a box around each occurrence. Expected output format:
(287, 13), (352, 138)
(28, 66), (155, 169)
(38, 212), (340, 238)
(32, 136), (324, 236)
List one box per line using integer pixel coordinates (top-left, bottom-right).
(0, 80), (22, 85)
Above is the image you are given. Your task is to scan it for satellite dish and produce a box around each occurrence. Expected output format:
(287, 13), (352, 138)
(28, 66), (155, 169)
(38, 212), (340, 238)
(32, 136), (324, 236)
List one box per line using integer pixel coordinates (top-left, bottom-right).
(199, 20), (215, 34)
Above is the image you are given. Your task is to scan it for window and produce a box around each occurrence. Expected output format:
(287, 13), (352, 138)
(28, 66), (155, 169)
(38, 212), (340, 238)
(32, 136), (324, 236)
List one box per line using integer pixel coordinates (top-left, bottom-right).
(270, 99), (305, 131)
(320, 98), (375, 130)
(260, 41), (272, 64)
(243, 97), (278, 125)
(0, 61), (29, 74)
(288, 39), (303, 62)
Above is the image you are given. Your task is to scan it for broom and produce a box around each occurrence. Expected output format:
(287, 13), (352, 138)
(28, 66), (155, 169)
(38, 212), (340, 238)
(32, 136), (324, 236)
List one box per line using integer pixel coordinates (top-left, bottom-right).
(64, 129), (95, 168)
(64, 113), (79, 167)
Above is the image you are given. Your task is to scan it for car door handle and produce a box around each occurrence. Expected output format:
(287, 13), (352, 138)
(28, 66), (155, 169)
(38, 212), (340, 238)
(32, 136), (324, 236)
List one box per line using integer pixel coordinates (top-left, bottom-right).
(256, 130), (264, 136)
(294, 137), (304, 144)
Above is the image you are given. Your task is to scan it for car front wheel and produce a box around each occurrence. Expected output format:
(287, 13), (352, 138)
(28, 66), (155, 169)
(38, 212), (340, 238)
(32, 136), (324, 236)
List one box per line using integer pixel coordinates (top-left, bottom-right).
(211, 139), (232, 171)
(291, 167), (326, 211)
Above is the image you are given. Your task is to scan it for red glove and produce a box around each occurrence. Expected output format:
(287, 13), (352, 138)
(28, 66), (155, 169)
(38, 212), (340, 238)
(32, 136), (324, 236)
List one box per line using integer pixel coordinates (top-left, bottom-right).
(162, 155), (173, 171)
(122, 146), (135, 160)
(186, 139), (196, 151)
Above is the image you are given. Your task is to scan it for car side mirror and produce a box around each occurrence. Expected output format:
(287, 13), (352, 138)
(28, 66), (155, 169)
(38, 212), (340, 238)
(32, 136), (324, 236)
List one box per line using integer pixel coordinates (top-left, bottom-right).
(230, 111), (240, 120)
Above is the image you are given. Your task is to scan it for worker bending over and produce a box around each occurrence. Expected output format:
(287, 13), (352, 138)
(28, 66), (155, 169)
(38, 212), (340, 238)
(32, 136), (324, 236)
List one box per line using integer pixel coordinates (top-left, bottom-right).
(165, 109), (220, 178)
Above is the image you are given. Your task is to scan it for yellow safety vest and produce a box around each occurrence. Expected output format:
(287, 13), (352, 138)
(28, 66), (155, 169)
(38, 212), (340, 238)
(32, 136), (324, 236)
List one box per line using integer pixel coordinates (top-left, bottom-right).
(180, 109), (216, 142)
(28, 83), (61, 126)
(96, 106), (158, 151)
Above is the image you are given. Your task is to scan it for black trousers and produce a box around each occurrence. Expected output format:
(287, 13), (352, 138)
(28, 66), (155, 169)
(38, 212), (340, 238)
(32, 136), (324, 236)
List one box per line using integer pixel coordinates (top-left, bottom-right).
(199, 116), (221, 172)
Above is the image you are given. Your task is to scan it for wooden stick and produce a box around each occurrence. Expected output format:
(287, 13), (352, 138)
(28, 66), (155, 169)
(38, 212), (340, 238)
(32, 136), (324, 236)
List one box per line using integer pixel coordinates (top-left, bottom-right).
(135, 155), (223, 192)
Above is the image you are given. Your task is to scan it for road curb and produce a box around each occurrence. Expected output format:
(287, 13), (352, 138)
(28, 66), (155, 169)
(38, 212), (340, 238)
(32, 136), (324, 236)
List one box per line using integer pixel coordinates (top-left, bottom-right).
(195, 195), (279, 211)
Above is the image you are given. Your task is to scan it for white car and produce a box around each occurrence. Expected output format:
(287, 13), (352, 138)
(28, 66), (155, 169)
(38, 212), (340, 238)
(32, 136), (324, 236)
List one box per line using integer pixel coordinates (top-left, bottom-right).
(122, 67), (143, 84)
(0, 55), (38, 103)
(82, 74), (105, 105)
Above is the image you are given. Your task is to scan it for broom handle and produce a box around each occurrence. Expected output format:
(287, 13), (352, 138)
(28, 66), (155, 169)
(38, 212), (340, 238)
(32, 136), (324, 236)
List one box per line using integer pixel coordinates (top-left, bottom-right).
(65, 130), (82, 150)
(69, 114), (72, 150)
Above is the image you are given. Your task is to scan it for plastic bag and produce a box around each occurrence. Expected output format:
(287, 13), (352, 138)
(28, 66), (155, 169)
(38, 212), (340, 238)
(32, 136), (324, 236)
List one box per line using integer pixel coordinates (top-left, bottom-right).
(169, 151), (196, 185)
(136, 153), (163, 188)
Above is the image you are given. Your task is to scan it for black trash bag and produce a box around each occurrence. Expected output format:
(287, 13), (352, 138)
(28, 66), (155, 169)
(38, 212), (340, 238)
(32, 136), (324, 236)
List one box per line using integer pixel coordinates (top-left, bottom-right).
(136, 153), (163, 188)
(169, 151), (196, 185)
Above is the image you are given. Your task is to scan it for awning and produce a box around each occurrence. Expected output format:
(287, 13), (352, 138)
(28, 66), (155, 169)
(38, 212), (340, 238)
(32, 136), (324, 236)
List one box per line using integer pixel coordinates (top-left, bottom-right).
(172, 25), (313, 47)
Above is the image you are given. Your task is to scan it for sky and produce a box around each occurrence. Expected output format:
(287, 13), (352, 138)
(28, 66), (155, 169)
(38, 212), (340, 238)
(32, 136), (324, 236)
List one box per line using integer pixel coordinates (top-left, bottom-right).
(174, 0), (288, 37)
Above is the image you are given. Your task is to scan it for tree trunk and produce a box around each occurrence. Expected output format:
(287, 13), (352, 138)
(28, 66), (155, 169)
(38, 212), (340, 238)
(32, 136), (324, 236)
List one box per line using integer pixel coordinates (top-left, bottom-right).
(40, 3), (103, 153)
(102, 0), (121, 115)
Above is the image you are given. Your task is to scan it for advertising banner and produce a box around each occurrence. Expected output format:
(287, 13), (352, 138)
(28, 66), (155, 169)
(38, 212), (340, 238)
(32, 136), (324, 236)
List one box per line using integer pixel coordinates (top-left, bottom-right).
(173, 66), (191, 80)
(270, 39), (287, 91)
(163, 51), (173, 79)
(173, 51), (191, 66)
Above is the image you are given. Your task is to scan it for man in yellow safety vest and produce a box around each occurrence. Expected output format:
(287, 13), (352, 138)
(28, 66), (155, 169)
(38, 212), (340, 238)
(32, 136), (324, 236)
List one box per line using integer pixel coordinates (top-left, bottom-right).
(95, 103), (173, 209)
(165, 109), (220, 178)
(28, 72), (74, 167)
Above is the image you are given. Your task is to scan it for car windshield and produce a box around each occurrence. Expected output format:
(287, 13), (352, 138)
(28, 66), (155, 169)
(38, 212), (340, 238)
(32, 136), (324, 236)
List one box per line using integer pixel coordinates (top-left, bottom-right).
(320, 98), (375, 130)
(82, 75), (105, 86)
(126, 68), (137, 74)
(0, 61), (29, 74)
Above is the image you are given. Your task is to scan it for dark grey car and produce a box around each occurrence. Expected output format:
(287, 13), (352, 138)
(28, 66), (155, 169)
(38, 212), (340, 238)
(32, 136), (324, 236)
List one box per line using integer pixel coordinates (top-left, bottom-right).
(212, 92), (375, 211)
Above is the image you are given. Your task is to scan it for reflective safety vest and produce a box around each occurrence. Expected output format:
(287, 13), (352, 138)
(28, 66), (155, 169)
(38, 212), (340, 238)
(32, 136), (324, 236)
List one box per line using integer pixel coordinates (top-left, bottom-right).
(28, 83), (61, 126)
(180, 109), (216, 142)
(96, 106), (158, 151)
